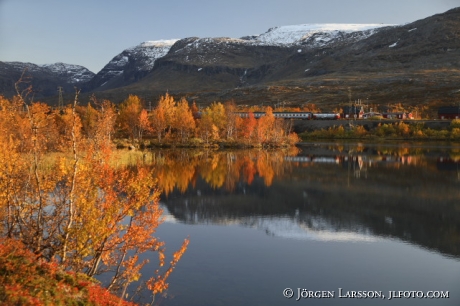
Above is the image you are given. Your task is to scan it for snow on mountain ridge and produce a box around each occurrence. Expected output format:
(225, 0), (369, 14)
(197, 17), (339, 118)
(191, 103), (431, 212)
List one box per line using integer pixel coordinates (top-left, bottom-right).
(106, 39), (179, 72)
(6, 61), (43, 73)
(42, 62), (89, 72)
(135, 39), (179, 49)
(250, 23), (395, 45)
(82, 23), (397, 87)
(4, 61), (94, 83)
(176, 23), (395, 55)
(133, 40), (179, 70)
(41, 62), (94, 83)
(89, 39), (179, 89)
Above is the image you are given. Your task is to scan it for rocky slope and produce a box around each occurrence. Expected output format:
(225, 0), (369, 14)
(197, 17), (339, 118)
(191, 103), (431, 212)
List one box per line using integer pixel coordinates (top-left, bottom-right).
(82, 39), (178, 92)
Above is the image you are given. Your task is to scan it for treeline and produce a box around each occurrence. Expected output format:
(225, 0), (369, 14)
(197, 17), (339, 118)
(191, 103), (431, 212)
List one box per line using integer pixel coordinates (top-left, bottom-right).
(0, 93), (300, 148)
(0, 93), (188, 304)
(114, 93), (299, 147)
(303, 120), (460, 140)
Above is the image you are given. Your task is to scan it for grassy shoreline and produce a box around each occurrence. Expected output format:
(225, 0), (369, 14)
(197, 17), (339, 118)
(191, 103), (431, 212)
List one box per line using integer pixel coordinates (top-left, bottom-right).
(299, 119), (460, 142)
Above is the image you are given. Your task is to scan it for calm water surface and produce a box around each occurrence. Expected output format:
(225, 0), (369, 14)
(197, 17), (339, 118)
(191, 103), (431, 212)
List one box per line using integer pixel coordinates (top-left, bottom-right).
(131, 142), (460, 305)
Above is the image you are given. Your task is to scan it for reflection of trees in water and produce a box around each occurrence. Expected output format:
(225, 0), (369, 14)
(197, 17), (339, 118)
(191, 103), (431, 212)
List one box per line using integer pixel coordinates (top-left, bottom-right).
(139, 145), (460, 259)
(148, 148), (299, 195)
(138, 144), (460, 197)
(162, 167), (460, 258)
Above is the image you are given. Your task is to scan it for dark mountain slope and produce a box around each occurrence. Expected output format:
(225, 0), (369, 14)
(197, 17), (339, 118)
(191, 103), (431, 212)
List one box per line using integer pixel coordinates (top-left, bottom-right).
(0, 62), (94, 100)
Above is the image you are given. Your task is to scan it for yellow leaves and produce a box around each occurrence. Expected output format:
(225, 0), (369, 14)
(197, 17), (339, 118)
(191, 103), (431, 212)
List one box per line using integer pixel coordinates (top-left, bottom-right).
(148, 277), (169, 295)
(58, 157), (69, 177)
(158, 251), (165, 267)
(158, 93), (177, 127)
(172, 238), (189, 265)
(174, 98), (196, 143)
(0, 95), (191, 300)
(147, 238), (189, 296)
(117, 95), (144, 140)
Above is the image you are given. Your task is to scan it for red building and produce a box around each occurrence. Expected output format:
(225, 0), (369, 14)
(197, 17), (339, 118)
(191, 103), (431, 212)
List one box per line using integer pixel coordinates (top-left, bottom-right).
(438, 106), (460, 119)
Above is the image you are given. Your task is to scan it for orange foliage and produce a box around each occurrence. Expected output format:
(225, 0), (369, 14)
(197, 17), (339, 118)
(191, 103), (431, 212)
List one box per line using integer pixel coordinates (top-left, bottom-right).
(174, 98), (196, 143)
(241, 112), (257, 144)
(0, 237), (136, 306)
(138, 108), (152, 141)
(0, 93), (188, 303)
(117, 95), (143, 140)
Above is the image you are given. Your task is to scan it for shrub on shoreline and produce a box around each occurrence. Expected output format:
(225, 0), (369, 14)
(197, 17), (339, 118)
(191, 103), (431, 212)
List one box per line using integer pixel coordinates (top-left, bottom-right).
(301, 121), (460, 141)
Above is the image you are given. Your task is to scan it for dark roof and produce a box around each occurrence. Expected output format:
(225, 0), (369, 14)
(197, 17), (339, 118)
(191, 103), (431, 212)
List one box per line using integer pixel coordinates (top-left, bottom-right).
(438, 106), (460, 114)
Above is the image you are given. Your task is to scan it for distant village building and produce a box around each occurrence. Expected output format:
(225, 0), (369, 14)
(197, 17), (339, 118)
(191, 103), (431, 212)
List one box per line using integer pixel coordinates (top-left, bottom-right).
(382, 112), (409, 119)
(362, 112), (383, 119)
(438, 106), (460, 119)
(341, 105), (364, 119)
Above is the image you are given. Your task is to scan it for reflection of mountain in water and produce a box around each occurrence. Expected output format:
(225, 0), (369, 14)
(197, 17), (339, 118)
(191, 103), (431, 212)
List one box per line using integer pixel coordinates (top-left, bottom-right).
(155, 145), (460, 259)
(163, 202), (377, 242)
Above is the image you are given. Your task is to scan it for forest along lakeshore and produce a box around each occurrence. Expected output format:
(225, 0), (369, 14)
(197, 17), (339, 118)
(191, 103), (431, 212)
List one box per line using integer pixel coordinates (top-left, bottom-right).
(1, 89), (460, 305)
(0, 90), (298, 305)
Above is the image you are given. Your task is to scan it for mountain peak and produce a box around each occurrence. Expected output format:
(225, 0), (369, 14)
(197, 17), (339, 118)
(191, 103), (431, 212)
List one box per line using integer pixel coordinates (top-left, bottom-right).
(130, 39), (179, 50)
(84, 39), (180, 91)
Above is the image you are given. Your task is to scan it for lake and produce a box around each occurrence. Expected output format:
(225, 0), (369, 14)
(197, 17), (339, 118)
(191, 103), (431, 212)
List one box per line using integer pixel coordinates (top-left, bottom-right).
(129, 142), (460, 305)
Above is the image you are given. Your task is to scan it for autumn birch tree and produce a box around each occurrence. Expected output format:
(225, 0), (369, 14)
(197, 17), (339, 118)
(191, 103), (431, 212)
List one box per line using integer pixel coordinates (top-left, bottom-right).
(224, 101), (240, 140)
(137, 108), (152, 142)
(151, 105), (167, 142)
(174, 98), (196, 143)
(256, 107), (275, 144)
(117, 95), (143, 141)
(0, 90), (188, 303)
(241, 112), (257, 145)
(157, 93), (176, 136)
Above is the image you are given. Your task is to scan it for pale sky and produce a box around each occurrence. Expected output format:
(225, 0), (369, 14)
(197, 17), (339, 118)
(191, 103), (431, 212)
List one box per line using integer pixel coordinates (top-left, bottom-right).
(0, 0), (458, 73)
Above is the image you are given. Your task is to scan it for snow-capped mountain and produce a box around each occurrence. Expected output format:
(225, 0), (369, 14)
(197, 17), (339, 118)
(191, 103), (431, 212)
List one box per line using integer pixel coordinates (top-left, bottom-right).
(127, 7), (460, 105)
(41, 62), (94, 83)
(0, 61), (95, 98)
(84, 24), (393, 92)
(0, 22), (407, 96)
(167, 24), (392, 65)
(1, 61), (93, 83)
(174, 24), (392, 50)
(84, 39), (178, 91)
(128, 40), (179, 70)
(242, 23), (392, 46)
